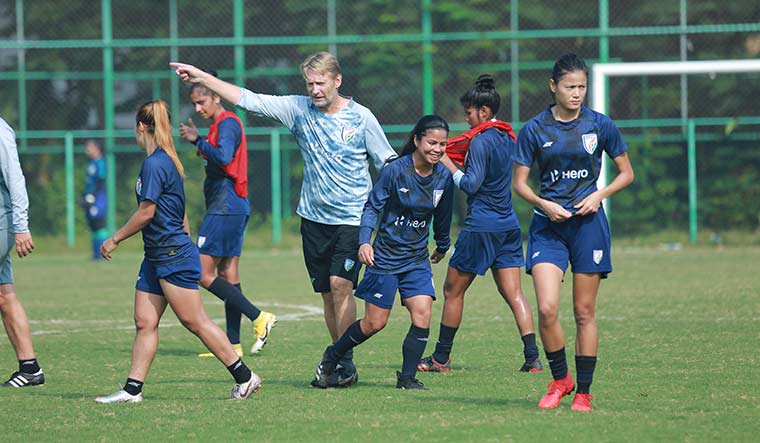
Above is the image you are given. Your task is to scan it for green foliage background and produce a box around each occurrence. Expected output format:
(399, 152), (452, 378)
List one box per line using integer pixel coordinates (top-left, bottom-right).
(1, 0), (759, 237)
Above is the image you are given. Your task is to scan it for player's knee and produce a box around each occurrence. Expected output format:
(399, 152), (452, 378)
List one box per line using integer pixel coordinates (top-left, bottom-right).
(573, 304), (595, 326)
(362, 317), (387, 334)
(538, 303), (559, 325)
(178, 315), (205, 335)
(198, 273), (216, 289)
(134, 314), (159, 332)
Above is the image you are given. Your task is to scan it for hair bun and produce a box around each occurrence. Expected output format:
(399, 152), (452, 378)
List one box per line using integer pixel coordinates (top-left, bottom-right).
(475, 74), (495, 91)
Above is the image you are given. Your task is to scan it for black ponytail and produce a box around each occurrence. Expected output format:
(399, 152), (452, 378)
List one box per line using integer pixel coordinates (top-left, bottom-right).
(459, 73), (500, 115)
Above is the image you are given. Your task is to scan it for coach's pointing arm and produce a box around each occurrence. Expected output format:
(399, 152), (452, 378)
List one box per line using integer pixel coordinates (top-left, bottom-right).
(170, 62), (242, 106)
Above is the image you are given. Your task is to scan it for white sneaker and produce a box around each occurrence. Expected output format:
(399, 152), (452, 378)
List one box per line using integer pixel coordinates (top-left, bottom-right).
(95, 389), (143, 404)
(250, 312), (277, 354)
(230, 372), (261, 400)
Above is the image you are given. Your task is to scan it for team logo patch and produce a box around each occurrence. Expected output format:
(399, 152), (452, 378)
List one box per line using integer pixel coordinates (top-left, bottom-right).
(341, 126), (357, 144)
(582, 133), (598, 154)
(344, 258), (355, 272)
(198, 236), (206, 248)
(433, 189), (444, 207)
(135, 176), (142, 195)
(373, 292), (383, 299)
(593, 249), (603, 265)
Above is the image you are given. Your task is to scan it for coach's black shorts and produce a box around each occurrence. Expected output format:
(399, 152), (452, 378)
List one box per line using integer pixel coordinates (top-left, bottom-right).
(300, 218), (361, 293)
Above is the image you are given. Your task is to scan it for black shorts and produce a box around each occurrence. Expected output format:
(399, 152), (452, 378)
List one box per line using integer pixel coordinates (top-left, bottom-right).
(300, 218), (361, 293)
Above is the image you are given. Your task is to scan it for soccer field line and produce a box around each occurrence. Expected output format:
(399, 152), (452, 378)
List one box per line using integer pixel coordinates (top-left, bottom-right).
(7, 303), (323, 337)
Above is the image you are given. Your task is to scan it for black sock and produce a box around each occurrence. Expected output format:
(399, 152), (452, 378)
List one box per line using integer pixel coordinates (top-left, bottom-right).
(521, 333), (539, 362)
(400, 324), (429, 380)
(545, 347), (568, 380)
(576, 355), (597, 394)
(226, 358), (252, 384)
(208, 277), (261, 321)
(432, 323), (458, 363)
(329, 321), (368, 370)
(123, 378), (144, 396)
(224, 283), (243, 345)
(19, 359), (40, 374)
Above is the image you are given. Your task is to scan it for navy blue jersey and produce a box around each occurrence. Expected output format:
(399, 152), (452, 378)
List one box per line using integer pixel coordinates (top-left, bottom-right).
(196, 118), (250, 215)
(135, 148), (194, 260)
(359, 155), (454, 274)
(515, 105), (628, 214)
(459, 127), (520, 232)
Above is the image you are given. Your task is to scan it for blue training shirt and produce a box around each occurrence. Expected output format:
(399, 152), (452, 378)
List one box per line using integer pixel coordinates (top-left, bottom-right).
(359, 155), (454, 274)
(457, 127), (520, 232)
(196, 118), (250, 216)
(515, 105), (628, 214)
(85, 157), (106, 195)
(135, 147), (194, 260)
(237, 90), (396, 226)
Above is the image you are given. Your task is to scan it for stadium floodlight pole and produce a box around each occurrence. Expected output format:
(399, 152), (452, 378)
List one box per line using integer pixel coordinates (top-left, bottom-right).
(591, 59), (760, 218)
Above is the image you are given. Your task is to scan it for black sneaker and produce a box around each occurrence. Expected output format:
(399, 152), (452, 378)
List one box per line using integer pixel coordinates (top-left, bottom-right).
(2, 370), (45, 388)
(519, 358), (544, 373)
(396, 371), (427, 390)
(336, 363), (359, 388)
(311, 346), (339, 389)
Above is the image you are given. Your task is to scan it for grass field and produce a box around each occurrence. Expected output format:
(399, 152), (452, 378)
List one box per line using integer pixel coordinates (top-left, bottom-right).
(1, 243), (758, 442)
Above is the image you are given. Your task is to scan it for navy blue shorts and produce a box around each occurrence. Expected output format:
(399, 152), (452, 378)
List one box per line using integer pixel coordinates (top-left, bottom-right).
(136, 246), (202, 296)
(449, 228), (524, 275)
(197, 214), (248, 257)
(525, 208), (612, 278)
(354, 265), (435, 310)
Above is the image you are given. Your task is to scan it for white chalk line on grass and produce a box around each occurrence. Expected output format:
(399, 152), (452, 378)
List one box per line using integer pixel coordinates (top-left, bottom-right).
(5, 303), (323, 337)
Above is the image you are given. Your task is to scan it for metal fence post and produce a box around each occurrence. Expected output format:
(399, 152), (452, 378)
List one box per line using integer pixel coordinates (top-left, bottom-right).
(421, 0), (434, 114)
(102, 0), (116, 233)
(688, 119), (698, 244)
(65, 132), (75, 247)
(270, 128), (282, 244)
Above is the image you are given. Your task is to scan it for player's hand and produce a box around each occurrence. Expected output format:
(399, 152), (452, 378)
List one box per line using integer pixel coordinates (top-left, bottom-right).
(170, 62), (205, 84)
(573, 192), (603, 216)
(430, 249), (446, 264)
(179, 118), (199, 143)
(540, 199), (573, 223)
(358, 243), (375, 267)
(100, 237), (118, 261)
(14, 232), (34, 258)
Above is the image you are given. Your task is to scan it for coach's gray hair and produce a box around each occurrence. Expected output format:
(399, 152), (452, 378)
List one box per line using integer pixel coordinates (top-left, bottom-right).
(300, 52), (341, 79)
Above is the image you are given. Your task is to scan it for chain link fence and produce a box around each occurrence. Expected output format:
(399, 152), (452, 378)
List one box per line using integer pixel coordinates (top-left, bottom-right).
(1, 0), (759, 243)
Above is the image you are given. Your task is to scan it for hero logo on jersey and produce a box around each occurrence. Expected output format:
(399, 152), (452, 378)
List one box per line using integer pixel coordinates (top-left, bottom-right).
(135, 176), (142, 195)
(582, 133), (598, 154)
(433, 189), (444, 207)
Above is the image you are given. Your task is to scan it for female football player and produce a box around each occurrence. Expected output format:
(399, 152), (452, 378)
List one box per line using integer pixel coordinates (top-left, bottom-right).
(419, 74), (542, 375)
(179, 73), (276, 357)
(513, 54), (634, 411)
(95, 100), (260, 403)
(313, 115), (454, 390)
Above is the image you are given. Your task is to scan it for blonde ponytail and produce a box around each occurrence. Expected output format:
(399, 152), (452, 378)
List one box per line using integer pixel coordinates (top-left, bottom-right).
(136, 100), (185, 177)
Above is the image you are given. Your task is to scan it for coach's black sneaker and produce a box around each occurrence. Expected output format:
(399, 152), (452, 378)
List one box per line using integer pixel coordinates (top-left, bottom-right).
(2, 370), (45, 388)
(396, 371), (427, 390)
(519, 358), (544, 373)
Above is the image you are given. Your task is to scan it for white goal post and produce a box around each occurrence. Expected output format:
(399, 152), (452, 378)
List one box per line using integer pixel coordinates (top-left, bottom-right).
(591, 59), (760, 209)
